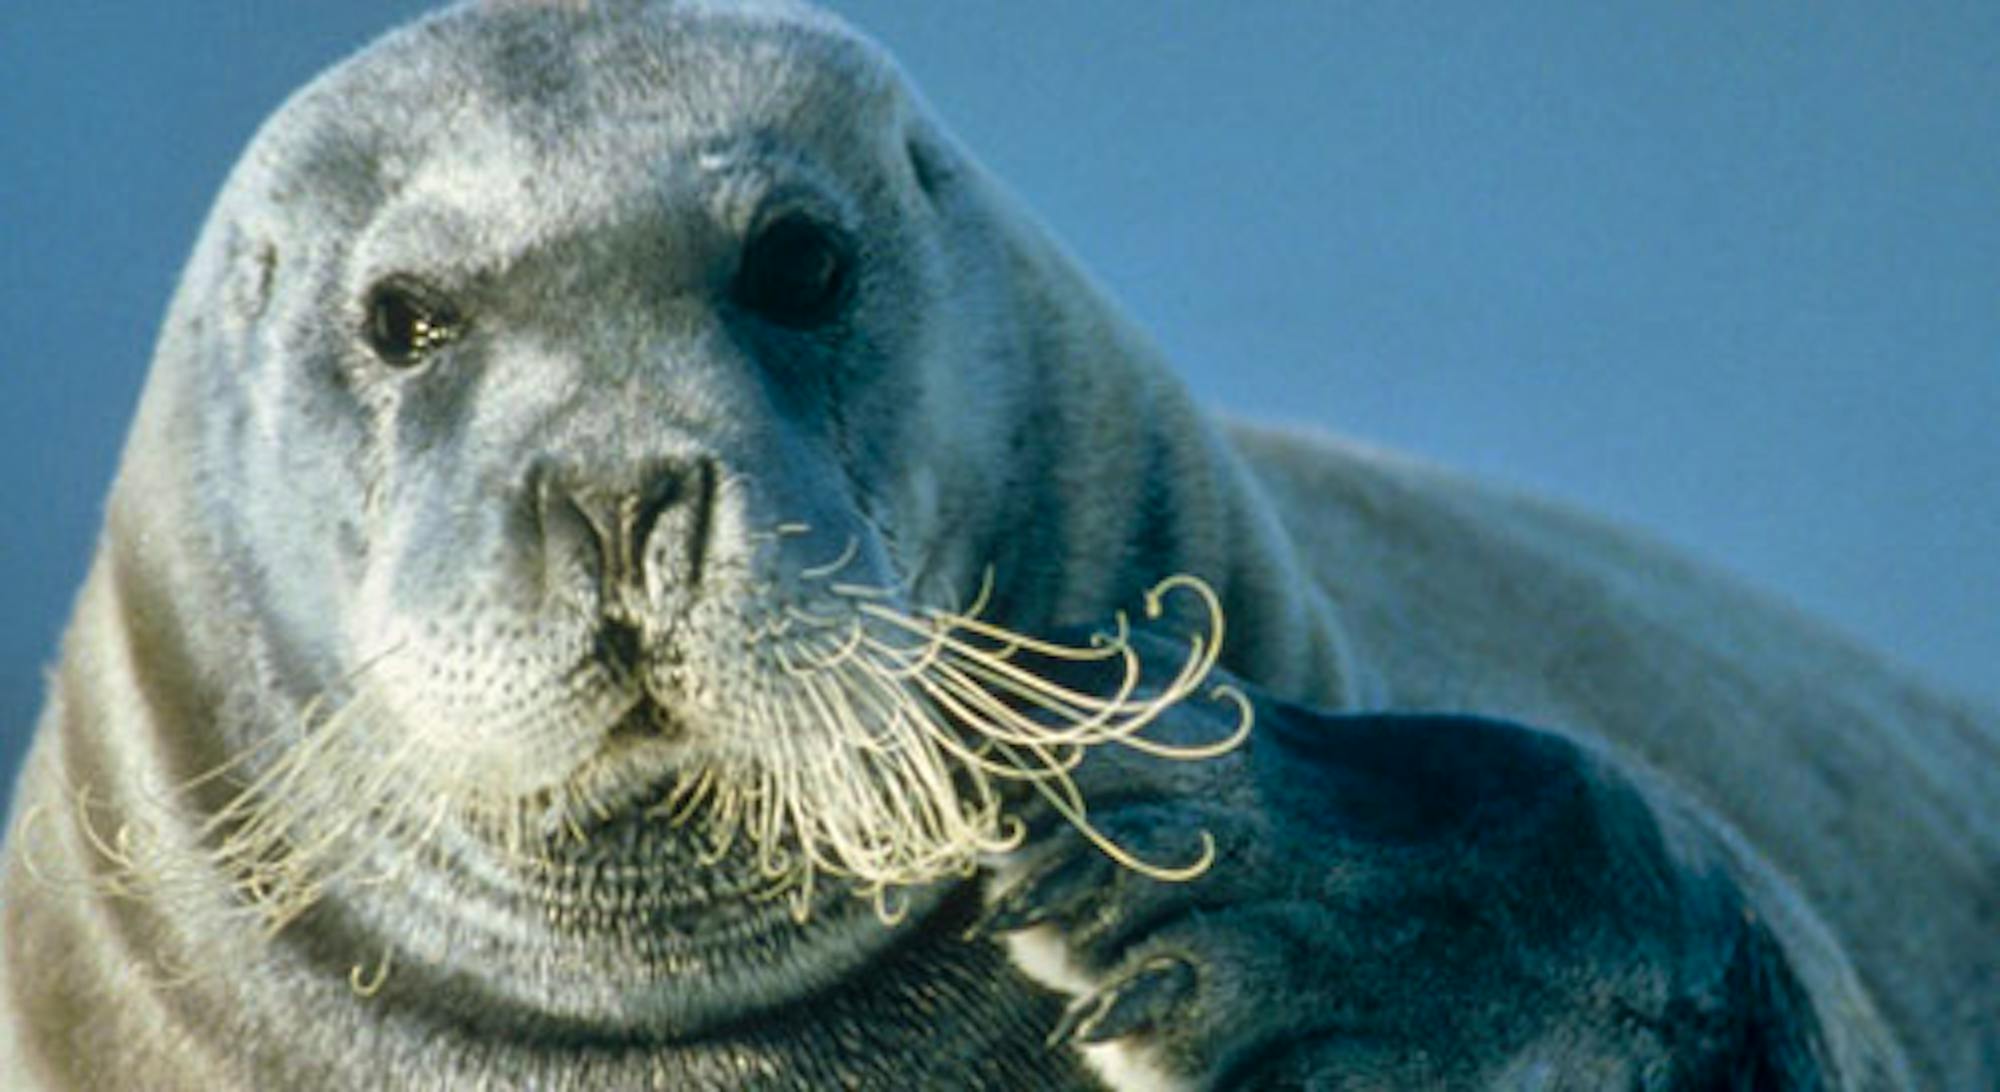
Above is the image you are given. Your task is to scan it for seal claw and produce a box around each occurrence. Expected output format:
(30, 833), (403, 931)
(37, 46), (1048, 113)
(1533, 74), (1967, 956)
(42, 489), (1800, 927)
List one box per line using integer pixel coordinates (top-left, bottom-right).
(1069, 955), (1197, 1046)
(977, 852), (1107, 937)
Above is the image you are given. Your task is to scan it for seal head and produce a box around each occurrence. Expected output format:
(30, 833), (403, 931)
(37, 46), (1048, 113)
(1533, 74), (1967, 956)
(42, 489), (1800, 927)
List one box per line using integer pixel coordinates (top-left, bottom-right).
(1, 2), (1335, 1081)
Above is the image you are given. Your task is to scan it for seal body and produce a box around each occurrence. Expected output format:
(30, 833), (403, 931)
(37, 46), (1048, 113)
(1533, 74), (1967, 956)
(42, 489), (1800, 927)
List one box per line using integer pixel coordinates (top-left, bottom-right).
(1224, 427), (1998, 1085)
(2, 1), (1994, 1088)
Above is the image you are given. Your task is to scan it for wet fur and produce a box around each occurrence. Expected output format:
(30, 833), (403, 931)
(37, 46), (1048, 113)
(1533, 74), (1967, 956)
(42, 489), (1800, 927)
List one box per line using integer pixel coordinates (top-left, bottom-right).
(986, 640), (1879, 1088)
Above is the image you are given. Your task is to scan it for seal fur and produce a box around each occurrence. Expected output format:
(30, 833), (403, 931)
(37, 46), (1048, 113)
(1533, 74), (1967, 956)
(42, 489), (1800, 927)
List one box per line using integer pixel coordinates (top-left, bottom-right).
(2, 0), (1995, 1088)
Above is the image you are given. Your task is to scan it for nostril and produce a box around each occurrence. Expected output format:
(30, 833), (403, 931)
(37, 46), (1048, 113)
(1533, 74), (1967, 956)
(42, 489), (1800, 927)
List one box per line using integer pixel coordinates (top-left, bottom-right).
(530, 464), (604, 587)
(628, 463), (686, 565)
(529, 461), (631, 595)
(533, 456), (719, 599)
(630, 456), (717, 590)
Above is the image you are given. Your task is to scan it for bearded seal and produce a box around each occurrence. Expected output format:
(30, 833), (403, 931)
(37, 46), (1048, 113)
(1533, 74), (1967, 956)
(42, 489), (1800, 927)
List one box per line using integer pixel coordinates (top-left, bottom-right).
(3, 1), (1995, 1089)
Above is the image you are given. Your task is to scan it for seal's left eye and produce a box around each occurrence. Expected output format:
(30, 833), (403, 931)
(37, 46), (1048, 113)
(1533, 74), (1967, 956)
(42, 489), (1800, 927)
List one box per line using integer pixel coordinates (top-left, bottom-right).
(735, 213), (853, 330)
(363, 277), (463, 368)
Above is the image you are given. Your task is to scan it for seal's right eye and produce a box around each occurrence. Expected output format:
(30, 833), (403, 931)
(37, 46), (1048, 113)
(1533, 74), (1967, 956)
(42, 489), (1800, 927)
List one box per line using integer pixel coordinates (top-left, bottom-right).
(363, 276), (463, 368)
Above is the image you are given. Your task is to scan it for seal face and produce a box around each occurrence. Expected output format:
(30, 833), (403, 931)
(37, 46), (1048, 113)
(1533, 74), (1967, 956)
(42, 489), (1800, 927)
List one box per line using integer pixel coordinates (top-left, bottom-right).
(186, 0), (1067, 931)
(187, 2), (988, 1024)
(260, 9), (955, 792)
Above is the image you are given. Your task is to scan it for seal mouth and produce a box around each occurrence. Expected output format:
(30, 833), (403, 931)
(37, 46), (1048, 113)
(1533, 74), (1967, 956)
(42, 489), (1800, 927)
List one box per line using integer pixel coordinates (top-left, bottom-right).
(548, 696), (692, 830)
(606, 692), (681, 746)
(563, 612), (692, 791)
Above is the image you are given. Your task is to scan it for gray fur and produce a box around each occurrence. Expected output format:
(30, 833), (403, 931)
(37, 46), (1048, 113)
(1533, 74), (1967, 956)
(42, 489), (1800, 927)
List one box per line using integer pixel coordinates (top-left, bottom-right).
(1, 1), (1994, 1088)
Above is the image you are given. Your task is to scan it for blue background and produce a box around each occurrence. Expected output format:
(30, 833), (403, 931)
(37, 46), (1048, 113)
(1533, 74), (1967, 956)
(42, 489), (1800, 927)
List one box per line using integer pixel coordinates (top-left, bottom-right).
(3, 2), (1995, 804)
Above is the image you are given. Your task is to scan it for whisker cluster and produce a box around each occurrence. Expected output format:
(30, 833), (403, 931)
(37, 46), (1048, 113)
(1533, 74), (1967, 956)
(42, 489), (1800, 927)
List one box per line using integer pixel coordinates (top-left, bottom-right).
(653, 569), (1253, 919)
(23, 557), (1249, 982)
(14, 655), (472, 988)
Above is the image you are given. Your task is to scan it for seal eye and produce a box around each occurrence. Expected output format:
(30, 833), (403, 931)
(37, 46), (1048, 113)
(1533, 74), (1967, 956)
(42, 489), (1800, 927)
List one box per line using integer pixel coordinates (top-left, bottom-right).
(735, 213), (852, 329)
(363, 277), (462, 368)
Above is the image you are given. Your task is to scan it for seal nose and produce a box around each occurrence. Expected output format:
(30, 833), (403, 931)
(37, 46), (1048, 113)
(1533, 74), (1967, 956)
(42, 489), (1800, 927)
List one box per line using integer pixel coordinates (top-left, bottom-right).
(537, 457), (717, 602)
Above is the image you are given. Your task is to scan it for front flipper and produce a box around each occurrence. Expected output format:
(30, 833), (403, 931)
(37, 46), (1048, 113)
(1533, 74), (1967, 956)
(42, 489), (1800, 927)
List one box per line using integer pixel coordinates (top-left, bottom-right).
(979, 635), (1848, 1090)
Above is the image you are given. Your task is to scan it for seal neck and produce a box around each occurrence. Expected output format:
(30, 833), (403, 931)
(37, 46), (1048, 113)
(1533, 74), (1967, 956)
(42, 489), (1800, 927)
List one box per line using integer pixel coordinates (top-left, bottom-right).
(969, 183), (1354, 708)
